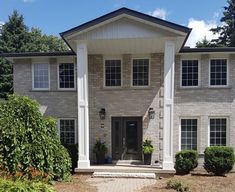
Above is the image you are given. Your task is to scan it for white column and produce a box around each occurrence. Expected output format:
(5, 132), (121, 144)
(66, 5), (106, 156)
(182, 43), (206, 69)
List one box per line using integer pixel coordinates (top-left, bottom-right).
(77, 43), (90, 168)
(163, 41), (175, 170)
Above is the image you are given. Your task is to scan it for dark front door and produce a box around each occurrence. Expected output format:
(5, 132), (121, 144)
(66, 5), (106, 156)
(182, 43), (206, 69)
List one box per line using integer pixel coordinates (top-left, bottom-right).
(112, 117), (142, 160)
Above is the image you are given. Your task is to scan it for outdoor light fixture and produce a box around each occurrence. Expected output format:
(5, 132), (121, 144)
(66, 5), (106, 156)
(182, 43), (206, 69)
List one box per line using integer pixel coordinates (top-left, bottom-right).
(99, 108), (106, 120)
(148, 108), (155, 119)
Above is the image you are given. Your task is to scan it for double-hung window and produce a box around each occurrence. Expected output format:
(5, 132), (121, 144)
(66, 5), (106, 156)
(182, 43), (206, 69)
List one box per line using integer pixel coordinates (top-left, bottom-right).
(105, 60), (121, 87)
(210, 118), (227, 146)
(59, 119), (76, 145)
(181, 60), (199, 87)
(210, 59), (227, 86)
(58, 63), (75, 89)
(181, 119), (197, 150)
(33, 63), (49, 90)
(132, 59), (149, 86)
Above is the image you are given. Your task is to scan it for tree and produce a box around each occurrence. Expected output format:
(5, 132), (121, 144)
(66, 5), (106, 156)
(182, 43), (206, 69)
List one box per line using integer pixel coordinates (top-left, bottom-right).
(211, 0), (235, 46)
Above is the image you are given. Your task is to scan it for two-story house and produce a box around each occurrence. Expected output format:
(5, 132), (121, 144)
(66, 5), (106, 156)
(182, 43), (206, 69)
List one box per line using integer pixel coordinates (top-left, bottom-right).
(2, 8), (235, 171)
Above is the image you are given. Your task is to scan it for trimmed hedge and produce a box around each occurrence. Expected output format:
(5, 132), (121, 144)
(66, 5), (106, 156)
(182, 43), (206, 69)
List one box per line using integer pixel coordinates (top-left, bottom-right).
(204, 146), (235, 176)
(174, 150), (198, 175)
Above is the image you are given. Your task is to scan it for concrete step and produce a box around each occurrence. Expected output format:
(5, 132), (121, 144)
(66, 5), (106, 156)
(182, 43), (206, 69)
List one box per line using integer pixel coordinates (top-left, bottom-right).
(92, 171), (156, 179)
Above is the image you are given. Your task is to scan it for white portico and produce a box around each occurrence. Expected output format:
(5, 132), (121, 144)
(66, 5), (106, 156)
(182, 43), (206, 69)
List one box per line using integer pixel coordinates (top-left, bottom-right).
(60, 8), (191, 170)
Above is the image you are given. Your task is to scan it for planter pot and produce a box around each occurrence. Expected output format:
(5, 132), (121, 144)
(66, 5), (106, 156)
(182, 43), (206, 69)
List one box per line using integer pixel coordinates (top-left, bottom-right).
(143, 153), (152, 165)
(96, 152), (105, 164)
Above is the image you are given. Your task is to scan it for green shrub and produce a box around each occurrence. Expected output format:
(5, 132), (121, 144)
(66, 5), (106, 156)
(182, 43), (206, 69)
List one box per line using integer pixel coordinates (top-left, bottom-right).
(166, 179), (189, 192)
(63, 144), (78, 173)
(0, 95), (71, 181)
(204, 146), (235, 176)
(0, 178), (55, 192)
(143, 138), (154, 154)
(174, 150), (198, 175)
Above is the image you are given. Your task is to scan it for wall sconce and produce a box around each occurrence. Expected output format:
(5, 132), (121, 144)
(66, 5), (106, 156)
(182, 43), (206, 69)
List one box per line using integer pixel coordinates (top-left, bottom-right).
(148, 108), (155, 119)
(99, 108), (106, 120)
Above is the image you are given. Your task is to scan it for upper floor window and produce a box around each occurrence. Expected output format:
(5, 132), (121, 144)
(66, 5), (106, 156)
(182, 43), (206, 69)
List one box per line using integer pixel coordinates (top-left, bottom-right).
(210, 59), (227, 86)
(59, 119), (76, 145)
(33, 63), (49, 90)
(181, 60), (199, 87)
(58, 63), (75, 89)
(132, 59), (149, 86)
(105, 59), (121, 87)
(210, 118), (227, 146)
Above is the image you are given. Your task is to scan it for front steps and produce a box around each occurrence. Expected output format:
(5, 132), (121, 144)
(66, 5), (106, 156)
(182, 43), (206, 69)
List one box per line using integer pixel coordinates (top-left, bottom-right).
(92, 172), (156, 179)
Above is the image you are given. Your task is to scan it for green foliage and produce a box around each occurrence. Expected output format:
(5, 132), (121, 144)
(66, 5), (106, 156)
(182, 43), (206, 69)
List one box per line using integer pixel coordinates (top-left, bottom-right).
(0, 178), (55, 192)
(166, 179), (189, 192)
(63, 144), (78, 174)
(196, 36), (220, 48)
(204, 146), (235, 176)
(0, 95), (71, 181)
(174, 150), (198, 175)
(93, 139), (108, 154)
(142, 138), (154, 154)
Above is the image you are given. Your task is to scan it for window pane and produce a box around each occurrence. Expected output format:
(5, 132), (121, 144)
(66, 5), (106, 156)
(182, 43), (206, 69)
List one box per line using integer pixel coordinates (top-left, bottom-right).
(59, 63), (75, 88)
(181, 119), (197, 150)
(181, 60), (198, 87)
(60, 119), (76, 145)
(210, 118), (226, 146)
(33, 63), (49, 89)
(210, 59), (227, 86)
(105, 60), (121, 86)
(132, 59), (149, 86)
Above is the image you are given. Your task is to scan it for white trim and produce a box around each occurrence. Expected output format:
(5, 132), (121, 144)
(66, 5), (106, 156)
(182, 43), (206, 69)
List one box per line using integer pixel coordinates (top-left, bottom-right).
(57, 63), (76, 91)
(103, 57), (123, 88)
(58, 118), (77, 144)
(131, 57), (151, 88)
(32, 62), (50, 91)
(208, 58), (229, 88)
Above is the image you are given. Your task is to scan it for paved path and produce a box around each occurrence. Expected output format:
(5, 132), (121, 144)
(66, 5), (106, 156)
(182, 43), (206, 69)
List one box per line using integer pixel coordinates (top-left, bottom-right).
(87, 178), (156, 192)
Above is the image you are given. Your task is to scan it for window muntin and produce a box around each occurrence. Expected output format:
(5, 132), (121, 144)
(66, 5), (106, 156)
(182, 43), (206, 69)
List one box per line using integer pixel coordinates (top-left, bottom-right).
(33, 63), (49, 89)
(59, 119), (76, 145)
(59, 63), (75, 89)
(132, 59), (149, 86)
(181, 119), (197, 150)
(105, 60), (121, 87)
(210, 59), (227, 86)
(181, 60), (199, 87)
(210, 118), (226, 146)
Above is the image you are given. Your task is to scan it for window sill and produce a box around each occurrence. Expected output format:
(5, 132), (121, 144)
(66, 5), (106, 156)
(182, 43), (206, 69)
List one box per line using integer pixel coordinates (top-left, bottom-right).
(101, 86), (154, 91)
(30, 89), (77, 92)
(178, 86), (232, 90)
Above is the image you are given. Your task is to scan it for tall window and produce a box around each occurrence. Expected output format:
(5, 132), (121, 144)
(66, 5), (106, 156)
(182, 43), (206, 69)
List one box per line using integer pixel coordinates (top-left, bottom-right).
(181, 119), (197, 150)
(105, 60), (121, 87)
(59, 119), (76, 145)
(59, 63), (75, 89)
(181, 60), (199, 87)
(133, 59), (149, 86)
(210, 59), (227, 86)
(33, 63), (49, 89)
(210, 118), (227, 146)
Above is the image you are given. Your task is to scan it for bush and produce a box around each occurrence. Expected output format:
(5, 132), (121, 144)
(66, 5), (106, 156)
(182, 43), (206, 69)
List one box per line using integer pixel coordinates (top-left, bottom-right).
(0, 95), (71, 181)
(0, 178), (55, 192)
(174, 150), (198, 175)
(64, 144), (78, 173)
(204, 146), (235, 176)
(166, 179), (189, 192)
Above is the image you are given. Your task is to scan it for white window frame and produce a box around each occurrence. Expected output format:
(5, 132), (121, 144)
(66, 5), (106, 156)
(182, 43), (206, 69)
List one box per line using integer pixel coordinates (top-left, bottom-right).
(103, 57), (123, 88)
(131, 57), (151, 87)
(32, 62), (50, 90)
(179, 117), (200, 151)
(57, 63), (76, 90)
(180, 57), (200, 88)
(208, 116), (229, 147)
(209, 57), (229, 88)
(57, 118), (77, 145)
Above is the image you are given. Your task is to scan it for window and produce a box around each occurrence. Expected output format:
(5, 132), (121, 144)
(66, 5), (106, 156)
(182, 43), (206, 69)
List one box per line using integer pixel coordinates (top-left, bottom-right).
(33, 63), (49, 89)
(133, 59), (149, 86)
(210, 59), (227, 86)
(105, 60), (121, 87)
(181, 119), (197, 150)
(59, 119), (76, 145)
(59, 63), (75, 89)
(210, 118), (227, 146)
(181, 60), (199, 87)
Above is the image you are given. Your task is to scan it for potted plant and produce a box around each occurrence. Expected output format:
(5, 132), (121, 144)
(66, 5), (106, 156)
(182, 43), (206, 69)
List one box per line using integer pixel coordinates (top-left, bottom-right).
(93, 139), (108, 164)
(143, 138), (154, 165)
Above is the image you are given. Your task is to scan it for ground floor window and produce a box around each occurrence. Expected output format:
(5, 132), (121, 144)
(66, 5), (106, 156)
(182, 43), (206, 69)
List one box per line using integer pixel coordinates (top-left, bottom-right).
(181, 119), (197, 150)
(210, 118), (227, 146)
(59, 119), (76, 145)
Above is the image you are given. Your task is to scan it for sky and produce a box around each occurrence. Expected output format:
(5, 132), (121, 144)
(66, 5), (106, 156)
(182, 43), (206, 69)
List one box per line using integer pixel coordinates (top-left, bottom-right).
(0, 0), (228, 47)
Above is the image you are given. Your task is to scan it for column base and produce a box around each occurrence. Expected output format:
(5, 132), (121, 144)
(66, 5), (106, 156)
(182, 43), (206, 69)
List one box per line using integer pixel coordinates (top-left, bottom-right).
(77, 160), (90, 168)
(162, 161), (174, 170)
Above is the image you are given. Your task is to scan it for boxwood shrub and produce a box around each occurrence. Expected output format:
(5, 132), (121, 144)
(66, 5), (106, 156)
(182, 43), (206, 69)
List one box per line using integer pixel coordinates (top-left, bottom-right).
(174, 150), (198, 175)
(204, 146), (235, 176)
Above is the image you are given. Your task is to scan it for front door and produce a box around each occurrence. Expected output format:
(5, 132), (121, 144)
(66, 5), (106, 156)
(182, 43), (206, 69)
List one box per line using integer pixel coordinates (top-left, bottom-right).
(112, 117), (142, 160)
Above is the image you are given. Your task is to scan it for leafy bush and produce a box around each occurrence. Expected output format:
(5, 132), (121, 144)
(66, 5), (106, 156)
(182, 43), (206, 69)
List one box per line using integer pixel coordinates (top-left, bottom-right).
(174, 150), (198, 175)
(143, 138), (154, 154)
(0, 178), (55, 192)
(93, 139), (108, 154)
(204, 146), (235, 176)
(0, 95), (71, 181)
(64, 144), (78, 173)
(166, 179), (189, 192)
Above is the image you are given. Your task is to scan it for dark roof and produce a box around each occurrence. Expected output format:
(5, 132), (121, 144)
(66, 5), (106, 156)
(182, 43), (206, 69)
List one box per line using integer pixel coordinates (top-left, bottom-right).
(0, 51), (75, 58)
(180, 47), (235, 53)
(60, 7), (190, 37)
